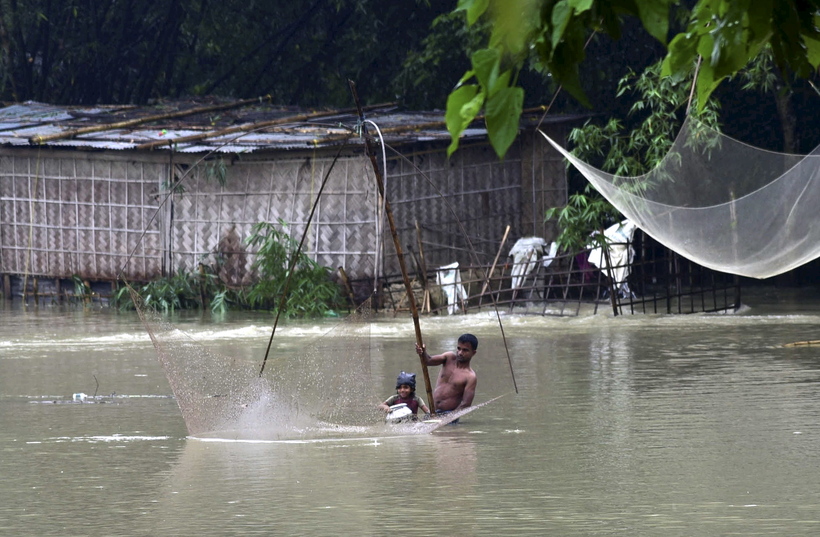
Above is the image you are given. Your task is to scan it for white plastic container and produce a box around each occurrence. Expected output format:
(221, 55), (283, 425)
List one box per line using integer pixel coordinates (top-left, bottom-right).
(385, 403), (412, 423)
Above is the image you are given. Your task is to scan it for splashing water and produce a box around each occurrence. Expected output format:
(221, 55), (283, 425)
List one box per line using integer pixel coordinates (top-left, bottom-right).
(133, 289), (388, 440)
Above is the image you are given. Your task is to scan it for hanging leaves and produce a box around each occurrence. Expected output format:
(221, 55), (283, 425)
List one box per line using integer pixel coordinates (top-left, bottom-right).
(447, 0), (820, 156)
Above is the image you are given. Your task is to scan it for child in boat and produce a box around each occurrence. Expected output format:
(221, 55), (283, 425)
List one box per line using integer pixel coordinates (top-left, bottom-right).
(378, 371), (431, 420)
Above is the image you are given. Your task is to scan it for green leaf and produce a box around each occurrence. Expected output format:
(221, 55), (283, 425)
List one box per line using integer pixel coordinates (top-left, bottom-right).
(746, 0), (774, 43)
(455, 0), (489, 26)
(446, 84), (482, 156)
(695, 60), (721, 112)
(567, 0), (593, 12)
(635, 0), (671, 45)
(662, 32), (698, 81)
(545, 20), (592, 107)
(485, 85), (523, 158)
(470, 48), (501, 94)
(547, 56), (590, 107)
(551, 0), (572, 51)
(489, 69), (512, 97)
(804, 29), (820, 68)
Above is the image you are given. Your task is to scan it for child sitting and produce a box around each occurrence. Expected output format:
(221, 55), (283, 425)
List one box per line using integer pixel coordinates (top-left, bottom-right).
(378, 371), (431, 421)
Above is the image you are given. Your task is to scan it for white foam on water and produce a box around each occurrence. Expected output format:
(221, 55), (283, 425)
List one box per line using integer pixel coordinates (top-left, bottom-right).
(47, 434), (172, 443)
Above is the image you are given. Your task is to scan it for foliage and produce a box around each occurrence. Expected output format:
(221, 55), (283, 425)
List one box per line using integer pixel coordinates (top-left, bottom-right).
(111, 221), (341, 316)
(446, 0), (820, 158)
(0, 0), (448, 106)
(244, 221), (342, 318)
(204, 158), (228, 186)
(545, 60), (722, 251)
(112, 269), (208, 313)
(71, 275), (92, 301)
(662, 0), (820, 109)
(544, 185), (621, 252)
(394, 11), (491, 109)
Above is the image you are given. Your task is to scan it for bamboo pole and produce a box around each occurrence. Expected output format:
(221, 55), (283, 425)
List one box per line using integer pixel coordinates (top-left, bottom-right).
(481, 225), (511, 298)
(414, 221), (431, 313)
(317, 104), (551, 146)
(135, 102), (396, 151)
(337, 266), (357, 310)
(599, 233), (620, 316)
(348, 80), (436, 413)
(784, 340), (820, 347)
(409, 249), (428, 312)
(29, 96), (275, 145)
(258, 140), (349, 376)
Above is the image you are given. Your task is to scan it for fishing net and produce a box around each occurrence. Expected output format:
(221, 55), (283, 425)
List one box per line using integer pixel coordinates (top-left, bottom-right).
(131, 286), (380, 440)
(540, 115), (820, 279)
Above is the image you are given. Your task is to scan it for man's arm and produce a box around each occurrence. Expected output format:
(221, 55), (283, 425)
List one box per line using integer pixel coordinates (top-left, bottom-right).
(457, 374), (477, 410)
(415, 343), (448, 366)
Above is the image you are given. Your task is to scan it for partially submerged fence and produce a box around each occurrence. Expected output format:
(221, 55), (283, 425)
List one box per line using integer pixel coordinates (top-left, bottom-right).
(381, 230), (741, 316)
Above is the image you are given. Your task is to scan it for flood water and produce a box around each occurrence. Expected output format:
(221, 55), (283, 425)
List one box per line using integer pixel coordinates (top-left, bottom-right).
(2, 287), (820, 536)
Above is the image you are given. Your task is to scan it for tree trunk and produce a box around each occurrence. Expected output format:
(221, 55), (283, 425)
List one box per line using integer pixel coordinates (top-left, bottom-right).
(774, 87), (797, 153)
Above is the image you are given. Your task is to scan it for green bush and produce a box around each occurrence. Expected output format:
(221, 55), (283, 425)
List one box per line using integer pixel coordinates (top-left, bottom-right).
(244, 221), (342, 318)
(112, 221), (342, 317)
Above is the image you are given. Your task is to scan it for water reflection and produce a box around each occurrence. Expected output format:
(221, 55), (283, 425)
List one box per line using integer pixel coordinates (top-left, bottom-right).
(142, 432), (479, 535)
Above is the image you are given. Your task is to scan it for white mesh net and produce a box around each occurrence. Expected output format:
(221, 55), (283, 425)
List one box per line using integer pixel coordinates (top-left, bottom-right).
(131, 286), (381, 440)
(540, 116), (820, 279)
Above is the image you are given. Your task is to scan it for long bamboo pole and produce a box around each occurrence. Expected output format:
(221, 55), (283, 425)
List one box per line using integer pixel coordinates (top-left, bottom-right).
(135, 102), (396, 151)
(317, 105), (552, 146)
(348, 80), (436, 413)
(415, 220), (431, 313)
(259, 140), (349, 376)
(29, 96), (275, 145)
(481, 224), (511, 298)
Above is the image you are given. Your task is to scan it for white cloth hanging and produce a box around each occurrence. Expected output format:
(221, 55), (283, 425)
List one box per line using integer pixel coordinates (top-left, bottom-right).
(436, 262), (467, 314)
(508, 237), (559, 289)
(586, 219), (637, 296)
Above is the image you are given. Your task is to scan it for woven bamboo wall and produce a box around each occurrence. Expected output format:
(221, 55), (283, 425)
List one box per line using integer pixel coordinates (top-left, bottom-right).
(383, 142), (516, 276)
(521, 125), (569, 239)
(381, 127), (567, 277)
(171, 154), (378, 281)
(1, 127), (567, 285)
(0, 152), (165, 281)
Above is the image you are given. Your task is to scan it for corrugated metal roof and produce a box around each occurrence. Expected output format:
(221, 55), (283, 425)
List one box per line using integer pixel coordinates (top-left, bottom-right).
(0, 99), (586, 154)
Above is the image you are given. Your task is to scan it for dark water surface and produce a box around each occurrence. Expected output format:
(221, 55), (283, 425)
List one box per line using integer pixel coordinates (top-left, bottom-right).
(2, 288), (820, 536)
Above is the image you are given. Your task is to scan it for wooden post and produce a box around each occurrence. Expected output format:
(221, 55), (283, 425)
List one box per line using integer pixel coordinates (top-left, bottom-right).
(198, 264), (207, 309)
(349, 80), (436, 413)
(414, 221), (431, 313)
(599, 234), (620, 316)
(480, 225), (511, 301)
(337, 266), (357, 310)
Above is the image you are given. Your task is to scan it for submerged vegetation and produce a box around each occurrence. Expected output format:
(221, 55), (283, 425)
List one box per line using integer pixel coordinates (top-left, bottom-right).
(113, 221), (343, 317)
(243, 221), (342, 317)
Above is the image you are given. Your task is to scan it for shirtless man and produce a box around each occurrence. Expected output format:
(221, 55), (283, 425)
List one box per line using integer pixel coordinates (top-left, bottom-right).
(415, 334), (478, 413)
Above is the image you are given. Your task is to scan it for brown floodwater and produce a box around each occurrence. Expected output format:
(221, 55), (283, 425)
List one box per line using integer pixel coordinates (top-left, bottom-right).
(2, 287), (820, 536)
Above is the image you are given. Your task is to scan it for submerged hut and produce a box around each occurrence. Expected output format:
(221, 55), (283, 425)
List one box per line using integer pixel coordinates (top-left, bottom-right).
(0, 99), (581, 304)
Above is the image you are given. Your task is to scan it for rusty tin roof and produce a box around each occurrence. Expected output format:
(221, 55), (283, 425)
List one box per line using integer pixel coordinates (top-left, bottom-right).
(0, 99), (584, 154)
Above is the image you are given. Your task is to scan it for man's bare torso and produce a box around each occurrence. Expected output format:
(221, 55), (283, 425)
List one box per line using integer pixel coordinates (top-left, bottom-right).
(433, 353), (476, 411)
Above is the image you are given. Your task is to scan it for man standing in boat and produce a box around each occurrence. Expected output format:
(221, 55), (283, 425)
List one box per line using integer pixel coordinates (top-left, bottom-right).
(415, 334), (478, 414)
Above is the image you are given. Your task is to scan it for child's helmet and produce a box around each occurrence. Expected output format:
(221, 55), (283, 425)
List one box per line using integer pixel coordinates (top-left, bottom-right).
(396, 371), (416, 389)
